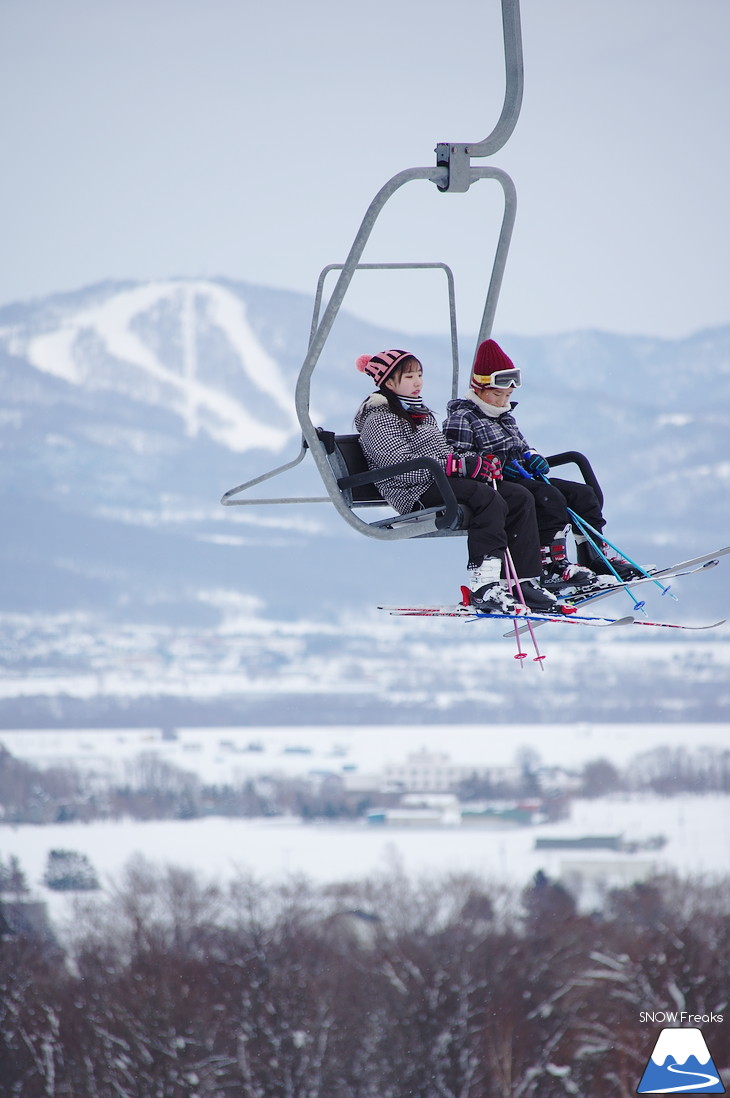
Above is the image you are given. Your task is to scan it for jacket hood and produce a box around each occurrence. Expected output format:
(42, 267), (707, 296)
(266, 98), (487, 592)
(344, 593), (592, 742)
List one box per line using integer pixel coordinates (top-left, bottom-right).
(354, 391), (388, 431)
(445, 397), (476, 414)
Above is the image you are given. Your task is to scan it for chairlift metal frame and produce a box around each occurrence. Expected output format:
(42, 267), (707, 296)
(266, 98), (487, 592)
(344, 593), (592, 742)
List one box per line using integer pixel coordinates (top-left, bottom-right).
(222, 0), (524, 541)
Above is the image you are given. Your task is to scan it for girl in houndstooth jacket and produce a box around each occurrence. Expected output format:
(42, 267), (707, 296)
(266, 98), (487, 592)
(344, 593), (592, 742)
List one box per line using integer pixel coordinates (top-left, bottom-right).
(353, 349), (565, 614)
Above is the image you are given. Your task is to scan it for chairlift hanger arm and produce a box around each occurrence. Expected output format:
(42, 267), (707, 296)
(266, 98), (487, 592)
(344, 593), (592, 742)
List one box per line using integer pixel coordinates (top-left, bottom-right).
(295, 164), (517, 453)
(221, 0), (524, 542)
(436, 0), (524, 192)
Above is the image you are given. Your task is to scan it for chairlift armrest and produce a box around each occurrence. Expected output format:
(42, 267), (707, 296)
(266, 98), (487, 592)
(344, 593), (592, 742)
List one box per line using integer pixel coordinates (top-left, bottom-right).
(337, 457), (460, 530)
(544, 450), (603, 508)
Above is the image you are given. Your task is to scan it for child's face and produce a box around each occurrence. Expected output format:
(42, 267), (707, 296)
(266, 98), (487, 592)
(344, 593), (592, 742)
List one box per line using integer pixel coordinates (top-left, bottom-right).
(385, 364), (423, 399)
(476, 384), (512, 409)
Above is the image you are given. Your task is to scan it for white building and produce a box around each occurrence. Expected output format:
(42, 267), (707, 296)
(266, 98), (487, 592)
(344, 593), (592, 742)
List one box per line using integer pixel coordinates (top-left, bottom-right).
(382, 749), (518, 793)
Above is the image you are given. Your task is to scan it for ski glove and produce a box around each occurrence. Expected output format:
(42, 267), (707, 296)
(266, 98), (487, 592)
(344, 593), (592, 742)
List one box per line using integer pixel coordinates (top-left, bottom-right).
(478, 454), (503, 481)
(523, 450), (550, 477)
(503, 460), (530, 481)
(446, 453), (502, 482)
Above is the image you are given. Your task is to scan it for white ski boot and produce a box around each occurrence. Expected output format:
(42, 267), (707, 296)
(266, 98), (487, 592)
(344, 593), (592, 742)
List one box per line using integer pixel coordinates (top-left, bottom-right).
(467, 556), (523, 615)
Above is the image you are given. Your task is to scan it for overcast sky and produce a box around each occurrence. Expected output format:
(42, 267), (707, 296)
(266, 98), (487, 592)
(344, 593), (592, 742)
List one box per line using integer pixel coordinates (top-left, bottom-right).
(2, 0), (728, 338)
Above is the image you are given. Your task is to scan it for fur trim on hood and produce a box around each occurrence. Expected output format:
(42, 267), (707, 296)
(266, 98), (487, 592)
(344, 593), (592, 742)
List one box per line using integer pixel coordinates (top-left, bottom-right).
(354, 391), (389, 431)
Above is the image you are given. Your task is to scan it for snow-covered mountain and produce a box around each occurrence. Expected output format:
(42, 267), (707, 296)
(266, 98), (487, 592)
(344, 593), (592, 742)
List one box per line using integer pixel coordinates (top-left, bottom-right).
(0, 278), (438, 621)
(3, 280), (298, 453)
(2, 274), (724, 592)
(0, 276), (728, 628)
(0, 276), (728, 725)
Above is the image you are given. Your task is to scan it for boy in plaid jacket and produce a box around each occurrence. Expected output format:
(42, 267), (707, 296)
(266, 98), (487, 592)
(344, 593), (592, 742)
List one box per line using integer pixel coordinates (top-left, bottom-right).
(443, 339), (640, 592)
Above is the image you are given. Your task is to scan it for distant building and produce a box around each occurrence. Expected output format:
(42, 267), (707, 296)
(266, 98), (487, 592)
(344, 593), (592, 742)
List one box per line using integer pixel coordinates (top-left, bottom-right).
(462, 799), (545, 827)
(367, 807), (460, 828)
(382, 749), (518, 793)
(535, 835), (624, 852)
(367, 796), (545, 829)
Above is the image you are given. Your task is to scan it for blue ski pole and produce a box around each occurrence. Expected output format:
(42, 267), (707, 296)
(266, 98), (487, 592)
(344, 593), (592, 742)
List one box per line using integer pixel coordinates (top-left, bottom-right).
(506, 462), (629, 591)
(560, 506), (647, 612)
(534, 471), (677, 602)
(506, 461), (648, 612)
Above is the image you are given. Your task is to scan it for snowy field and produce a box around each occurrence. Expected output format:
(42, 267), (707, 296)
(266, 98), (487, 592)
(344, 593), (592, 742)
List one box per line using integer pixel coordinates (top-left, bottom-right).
(2, 721), (730, 783)
(3, 795), (730, 929)
(1, 723), (729, 928)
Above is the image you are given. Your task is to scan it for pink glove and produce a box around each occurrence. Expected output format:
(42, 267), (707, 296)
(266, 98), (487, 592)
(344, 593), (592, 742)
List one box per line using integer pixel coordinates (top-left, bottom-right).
(446, 454), (502, 482)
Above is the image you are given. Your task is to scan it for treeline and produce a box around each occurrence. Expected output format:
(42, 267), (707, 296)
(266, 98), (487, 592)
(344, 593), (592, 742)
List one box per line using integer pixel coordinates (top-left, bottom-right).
(0, 744), (370, 826)
(2, 742), (730, 828)
(1, 862), (728, 1097)
(463, 745), (730, 800)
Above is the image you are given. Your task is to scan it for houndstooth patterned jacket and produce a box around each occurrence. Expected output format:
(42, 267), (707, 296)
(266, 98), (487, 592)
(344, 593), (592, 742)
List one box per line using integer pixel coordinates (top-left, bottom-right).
(354, 393), (451, 514)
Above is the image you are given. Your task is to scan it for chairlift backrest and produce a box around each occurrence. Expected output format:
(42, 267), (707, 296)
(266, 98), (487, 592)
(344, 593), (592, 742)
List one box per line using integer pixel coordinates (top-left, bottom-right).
(317, 431), (383, 507)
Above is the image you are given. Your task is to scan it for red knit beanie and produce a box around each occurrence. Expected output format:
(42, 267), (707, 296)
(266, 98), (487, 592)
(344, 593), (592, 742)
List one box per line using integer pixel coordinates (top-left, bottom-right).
(471, 339), (516, 387)
(356, 349), (418, 388)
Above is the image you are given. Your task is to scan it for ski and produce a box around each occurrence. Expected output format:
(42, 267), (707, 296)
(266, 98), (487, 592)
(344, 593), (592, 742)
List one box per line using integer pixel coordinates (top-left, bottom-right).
(483, 611), (635, 628)
(504, 548), (729, 636)
(621, 544), (729, 578)
(511, 545), (730, 631)
(379, 546), (729, 636)
(549, 552), (726, 607)
(508, 613), (726, 637)
(378, 603), (635, 628)
(627, 617), (726, 632)
(564, 549), (729, 606)
(378, 593), (727, 635)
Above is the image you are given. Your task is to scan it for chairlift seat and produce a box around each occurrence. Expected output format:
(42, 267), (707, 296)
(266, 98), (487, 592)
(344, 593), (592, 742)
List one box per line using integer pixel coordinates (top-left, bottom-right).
(314, 429), (603, 536)
(315, 429), (464, 535)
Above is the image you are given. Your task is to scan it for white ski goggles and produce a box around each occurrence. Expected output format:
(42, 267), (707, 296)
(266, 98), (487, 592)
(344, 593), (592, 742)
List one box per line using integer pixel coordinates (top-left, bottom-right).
(472, 367), (522, 389)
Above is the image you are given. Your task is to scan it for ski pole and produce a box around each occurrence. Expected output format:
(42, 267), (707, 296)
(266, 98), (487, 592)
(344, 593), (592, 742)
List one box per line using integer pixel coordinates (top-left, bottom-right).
(502, 545), (546, 668)
(506, 462), (646, 612)
(535, 472), (677, 601)
(512, 461), (666, 594)
(491, 473), (544, 665)
(560, 505), (647, 613)
(506, 598), (527, 666)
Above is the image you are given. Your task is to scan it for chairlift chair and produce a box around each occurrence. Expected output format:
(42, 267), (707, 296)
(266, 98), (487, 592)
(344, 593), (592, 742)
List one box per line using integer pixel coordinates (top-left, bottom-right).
(221, 0), (600, 539)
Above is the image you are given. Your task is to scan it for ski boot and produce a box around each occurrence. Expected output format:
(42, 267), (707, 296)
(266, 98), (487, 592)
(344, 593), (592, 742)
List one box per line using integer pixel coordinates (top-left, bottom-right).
(577, 539), (644, 583)
(517, 578), (573, 615)
(540, 526), (600, 594)
(467, 556), (523, 615)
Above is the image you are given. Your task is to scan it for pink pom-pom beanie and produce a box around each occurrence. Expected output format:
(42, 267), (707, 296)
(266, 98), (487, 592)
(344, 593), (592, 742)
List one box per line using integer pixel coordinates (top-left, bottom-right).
(355, 349), (416, 388)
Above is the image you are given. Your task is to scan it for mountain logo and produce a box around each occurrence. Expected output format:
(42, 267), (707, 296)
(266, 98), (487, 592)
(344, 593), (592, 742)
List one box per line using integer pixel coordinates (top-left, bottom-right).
(637, 1027), (725, 1093)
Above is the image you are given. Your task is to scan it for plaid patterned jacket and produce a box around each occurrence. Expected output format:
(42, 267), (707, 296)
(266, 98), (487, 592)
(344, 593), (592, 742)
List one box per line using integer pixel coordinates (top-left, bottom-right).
(442, 396), (531, 467)
(354, 394), (451, 514)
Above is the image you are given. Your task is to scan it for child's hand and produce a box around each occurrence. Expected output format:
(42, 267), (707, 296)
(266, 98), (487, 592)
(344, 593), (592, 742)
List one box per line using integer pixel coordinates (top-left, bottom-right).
(503, 461), (530, 481)
(523, 450), (550, 476)
(480, 455), (502, 481)
(446, 454), (500, 482)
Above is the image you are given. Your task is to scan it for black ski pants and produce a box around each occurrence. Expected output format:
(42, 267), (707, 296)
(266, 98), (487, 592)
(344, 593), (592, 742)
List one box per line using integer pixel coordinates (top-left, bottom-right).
(503, 476), (605, 545)
(419, 478), (542, 578)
